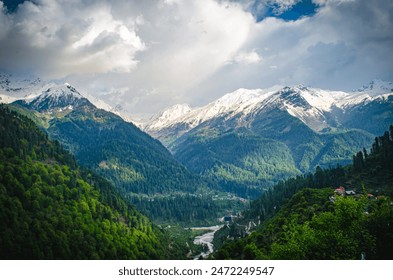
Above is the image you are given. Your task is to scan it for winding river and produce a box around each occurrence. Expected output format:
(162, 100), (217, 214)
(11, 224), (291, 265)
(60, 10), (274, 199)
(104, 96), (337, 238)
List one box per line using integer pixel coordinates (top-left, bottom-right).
(192, 225), (223, 260)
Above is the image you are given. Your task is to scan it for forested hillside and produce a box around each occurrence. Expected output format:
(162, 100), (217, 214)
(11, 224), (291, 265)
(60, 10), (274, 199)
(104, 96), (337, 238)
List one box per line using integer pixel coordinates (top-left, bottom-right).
(0, 106), (182, 259)
(173, 128), (301, 198)
(171, 111), (374, 199)
(212, 126), (393, 259)
(9, 98), (234, 225)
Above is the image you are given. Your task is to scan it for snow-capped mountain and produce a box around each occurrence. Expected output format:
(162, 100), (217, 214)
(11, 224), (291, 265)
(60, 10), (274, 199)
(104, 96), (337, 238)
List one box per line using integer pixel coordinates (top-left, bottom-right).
(144, 86), (283, 140)
(145, 80), (393, 140)
(145, 104), (193, 131)
(336, 79), (393, 109)
(24, 83), (92, 113)
(145, 81), (392, 197)
(354, 79), (393, 96)
(0, 73), (132, 122)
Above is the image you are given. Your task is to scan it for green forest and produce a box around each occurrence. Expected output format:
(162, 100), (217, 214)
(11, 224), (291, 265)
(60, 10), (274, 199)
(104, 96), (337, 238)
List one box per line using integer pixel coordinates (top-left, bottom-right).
(174, 129), (300, 198)
(212, 126), (393, 259)
(172, 108), (374, 199)
(129, 192), (245, 226)
(0, 106), (195, 259)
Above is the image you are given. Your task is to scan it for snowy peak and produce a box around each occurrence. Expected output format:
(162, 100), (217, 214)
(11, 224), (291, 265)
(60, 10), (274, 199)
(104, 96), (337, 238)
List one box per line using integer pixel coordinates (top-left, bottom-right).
(160, 104), (192, 122)
(27, 83), (93, 113)
(149, 89), (268, 130)
(278, 86), (313, 109)
(214, 88), (262, 108)
(1, 72), (135, 123)
(275, 86), (336, 131)
(355, 79), (393, 96)
(277, 85), (348, 111)
(35, 83), (83, 100)
(337, 80), (393, 109)
(149, 85), (339, 132)
(184, 87), (282, 125)
(145, 104), (193, 130)
(203, 88), (273, 118)
(145, 81), (393, 137)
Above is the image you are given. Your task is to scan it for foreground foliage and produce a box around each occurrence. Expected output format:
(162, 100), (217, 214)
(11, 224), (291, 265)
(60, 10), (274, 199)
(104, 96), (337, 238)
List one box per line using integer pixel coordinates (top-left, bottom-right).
(214, 188), (393, 259)
(0, 106), (179, 259)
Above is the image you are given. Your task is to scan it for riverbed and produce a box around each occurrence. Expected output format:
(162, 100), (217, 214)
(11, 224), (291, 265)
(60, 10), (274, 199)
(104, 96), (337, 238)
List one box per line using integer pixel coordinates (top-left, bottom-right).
(192, 225), (223, 260)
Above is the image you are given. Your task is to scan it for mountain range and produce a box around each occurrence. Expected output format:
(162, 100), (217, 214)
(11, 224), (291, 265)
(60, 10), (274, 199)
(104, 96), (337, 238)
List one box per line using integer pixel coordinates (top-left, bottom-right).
(144, 80), (393, 197)
(146, 80), (393, 141)
(1, 73), (392, 201)
(1, 73), (242, 225)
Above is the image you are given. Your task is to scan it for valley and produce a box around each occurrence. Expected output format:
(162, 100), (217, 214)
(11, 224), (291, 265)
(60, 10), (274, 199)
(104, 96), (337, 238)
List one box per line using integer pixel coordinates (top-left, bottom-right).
(1, 73), (393, 260)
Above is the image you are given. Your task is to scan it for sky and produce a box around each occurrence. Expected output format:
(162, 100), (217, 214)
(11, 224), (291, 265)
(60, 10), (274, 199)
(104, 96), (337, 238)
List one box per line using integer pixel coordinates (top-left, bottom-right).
(0, 0), (392, 119)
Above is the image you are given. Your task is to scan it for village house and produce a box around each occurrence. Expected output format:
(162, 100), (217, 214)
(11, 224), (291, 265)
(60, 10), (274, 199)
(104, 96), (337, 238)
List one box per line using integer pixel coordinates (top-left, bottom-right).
(335, 186), (346, 196)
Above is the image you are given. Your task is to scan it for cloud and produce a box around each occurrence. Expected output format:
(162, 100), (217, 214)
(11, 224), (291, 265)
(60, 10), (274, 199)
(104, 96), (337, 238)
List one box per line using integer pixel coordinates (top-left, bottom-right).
(190, 0), (393, 100)
(232, 50), (263, 64)
(0, 0), (255, 114)
(269, 0), (302, 14)
(135, 0), (254, 90)
(0, 0), (145, 77)
(0, 2), (10, 39)
(70, 0), (255, 115)
(0, 0), (392, 118)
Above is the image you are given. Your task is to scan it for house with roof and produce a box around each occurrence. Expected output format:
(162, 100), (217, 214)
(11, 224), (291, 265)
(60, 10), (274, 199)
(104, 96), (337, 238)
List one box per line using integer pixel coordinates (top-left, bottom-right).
(335, 186), (346, 196)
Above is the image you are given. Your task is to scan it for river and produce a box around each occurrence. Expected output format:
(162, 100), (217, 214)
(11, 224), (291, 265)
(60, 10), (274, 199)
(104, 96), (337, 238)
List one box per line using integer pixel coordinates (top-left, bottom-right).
(192, 225), (223, 260)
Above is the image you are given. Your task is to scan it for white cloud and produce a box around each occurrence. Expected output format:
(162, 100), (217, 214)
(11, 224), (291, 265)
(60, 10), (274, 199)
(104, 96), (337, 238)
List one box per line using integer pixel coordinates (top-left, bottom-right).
(0, 0), (145, 77)
(136, 0), (253, 90)
(73, 0), (254, 115)
(270, 0), (302, 14)
(232, 50), (263, 64)
(191, 0), (393, 99)
(0, 0), (392, 118)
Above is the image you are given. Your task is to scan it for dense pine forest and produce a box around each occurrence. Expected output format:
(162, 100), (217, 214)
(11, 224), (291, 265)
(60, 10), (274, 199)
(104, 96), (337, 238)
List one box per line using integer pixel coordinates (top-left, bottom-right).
(212, 126), (393, 259)
(0, 106), (196, 259)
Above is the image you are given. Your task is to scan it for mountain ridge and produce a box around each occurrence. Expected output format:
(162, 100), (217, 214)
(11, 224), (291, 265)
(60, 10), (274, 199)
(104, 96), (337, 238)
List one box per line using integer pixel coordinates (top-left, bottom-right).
(142, 81), (392, 198)
(0, 73), (132, 123)
(145, 80), (393, 139)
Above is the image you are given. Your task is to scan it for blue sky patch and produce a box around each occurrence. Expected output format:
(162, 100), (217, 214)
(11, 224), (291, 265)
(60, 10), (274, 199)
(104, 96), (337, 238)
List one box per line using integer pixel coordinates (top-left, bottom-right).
(252, 0), (318, 22)
(2, 0), (27, 13)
